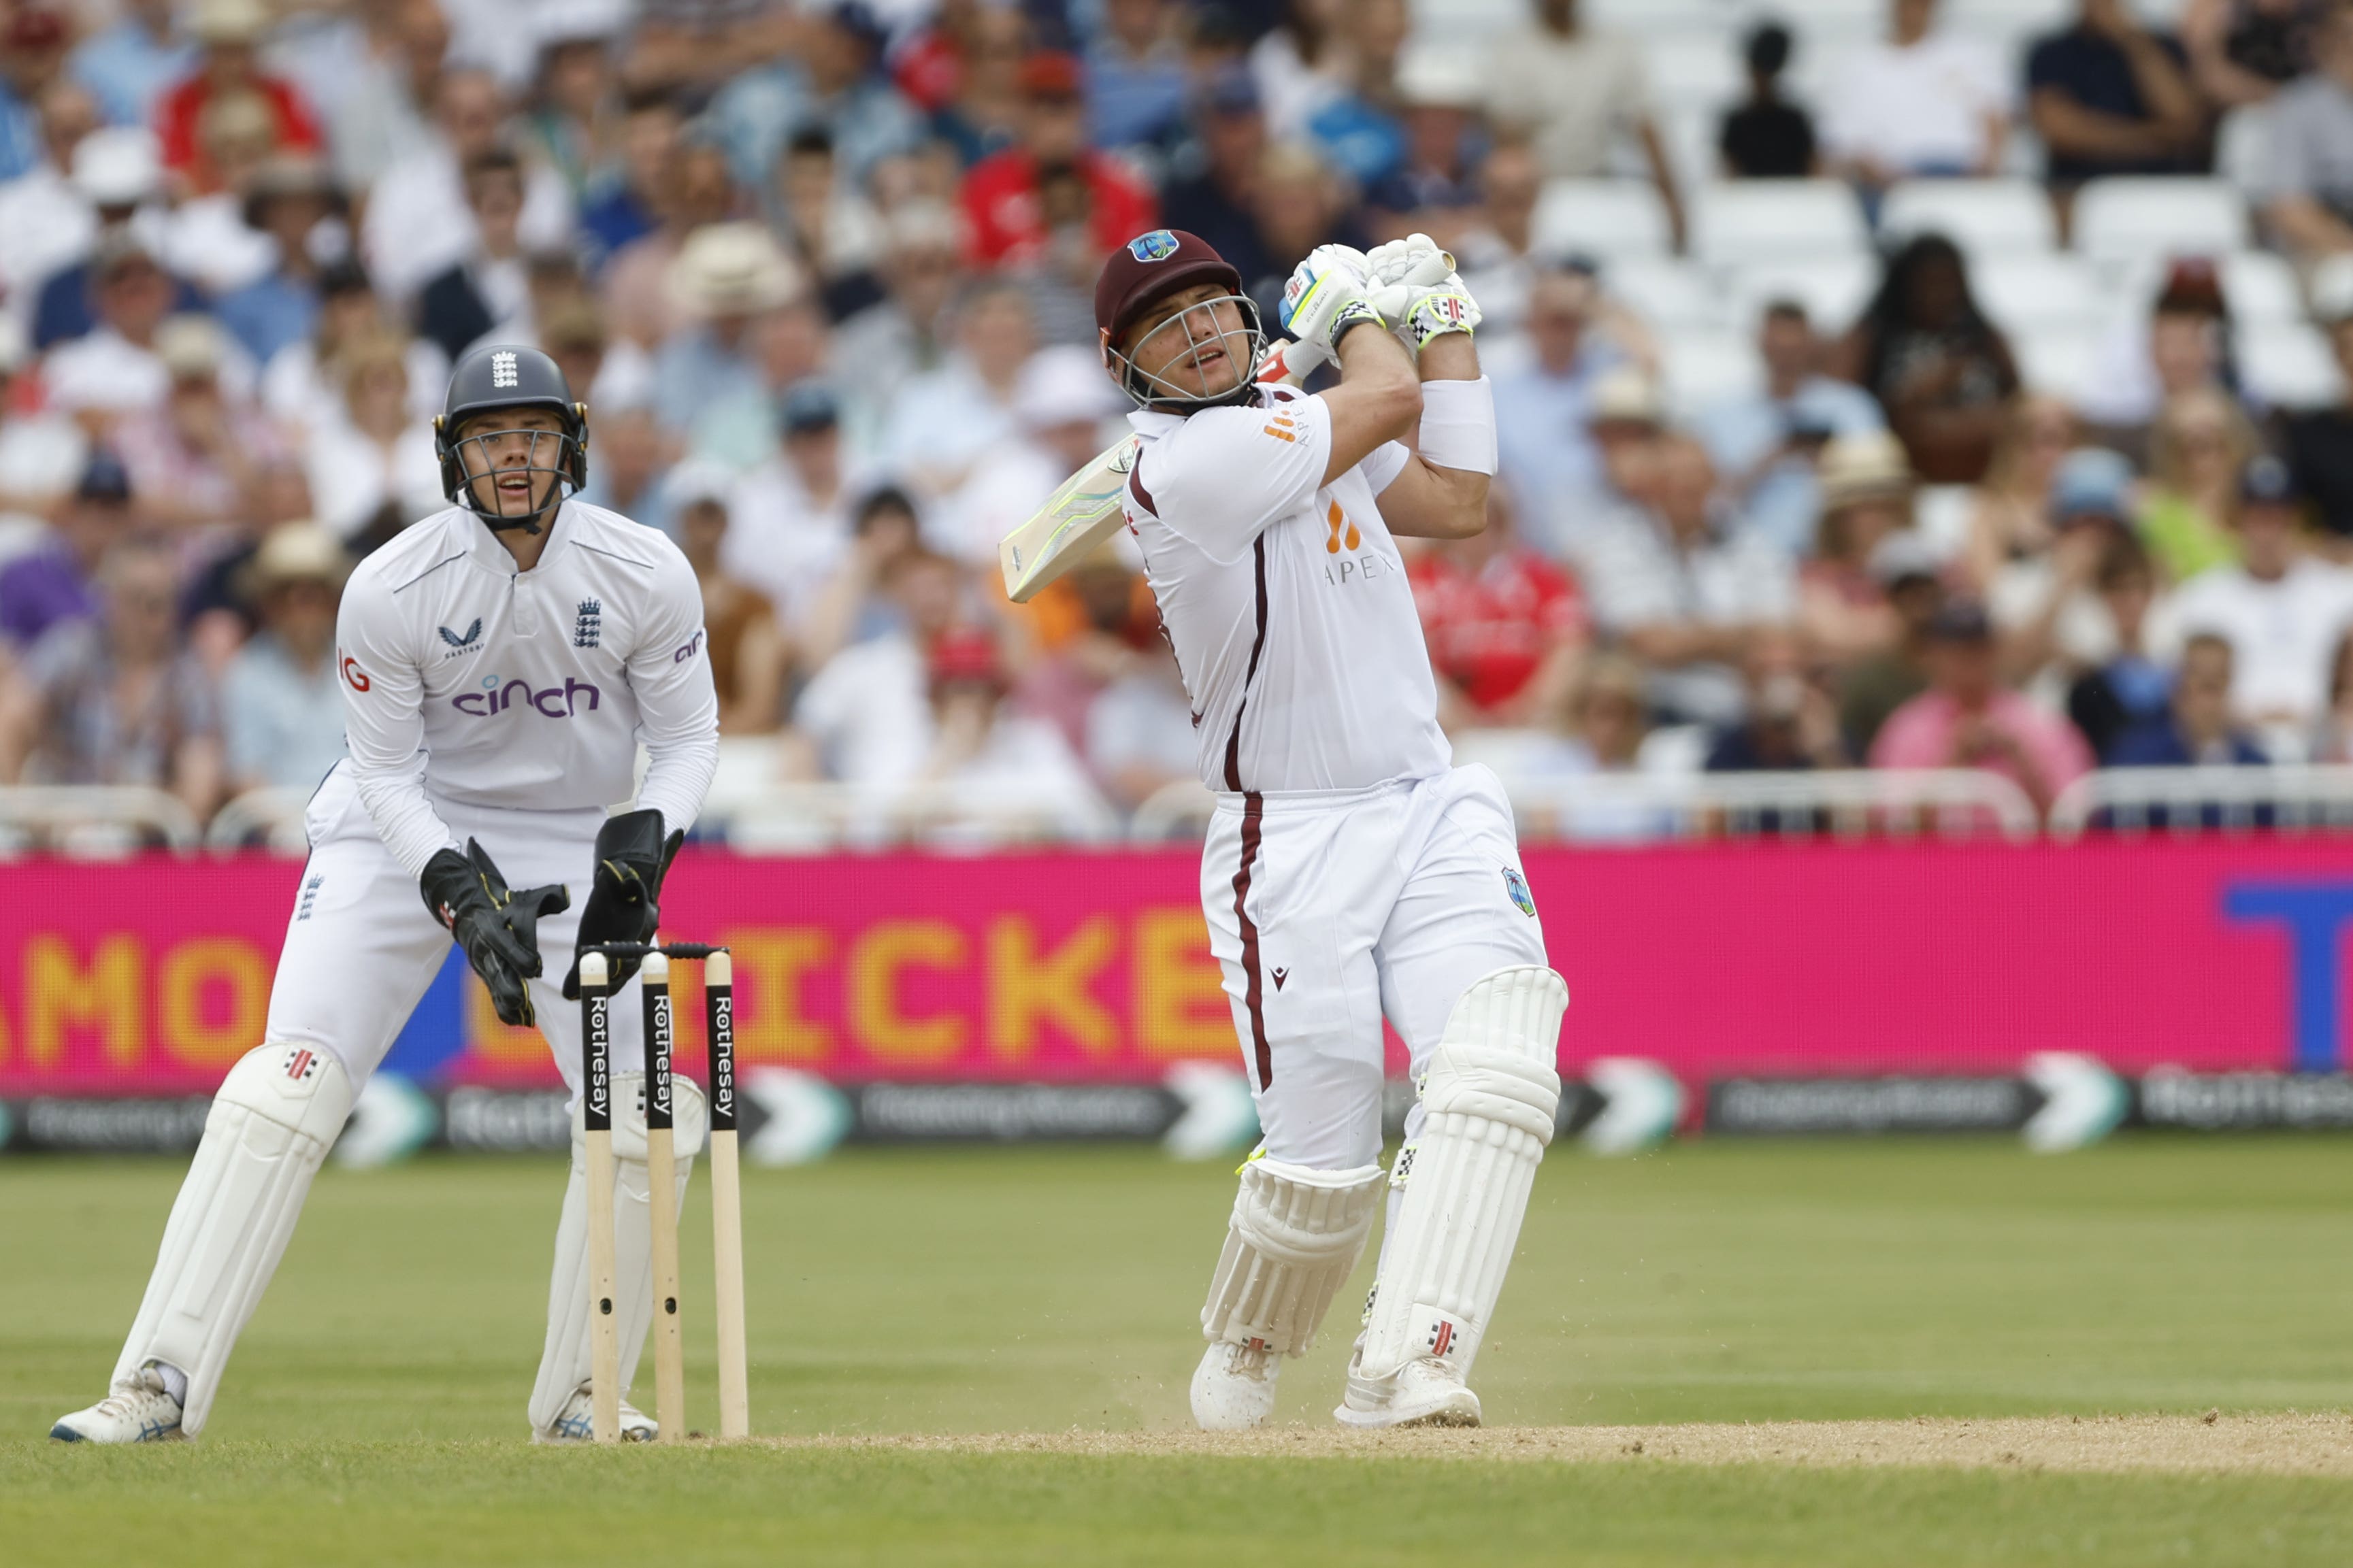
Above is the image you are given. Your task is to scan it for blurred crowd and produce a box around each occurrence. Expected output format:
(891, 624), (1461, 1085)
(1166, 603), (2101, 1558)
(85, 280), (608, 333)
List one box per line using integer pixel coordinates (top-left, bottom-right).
(0, 0), (2351, 842)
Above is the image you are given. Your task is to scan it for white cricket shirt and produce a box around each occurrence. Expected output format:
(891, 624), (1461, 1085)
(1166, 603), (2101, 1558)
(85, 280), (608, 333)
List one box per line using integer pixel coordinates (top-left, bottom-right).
(335, 499), (721, 877)
(1121, 385), (1451, 793)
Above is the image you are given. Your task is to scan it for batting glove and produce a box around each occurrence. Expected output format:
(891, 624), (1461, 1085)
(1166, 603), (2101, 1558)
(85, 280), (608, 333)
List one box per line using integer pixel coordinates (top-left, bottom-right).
(1366, 232), (1483, 348)
(1278, 244), (1384, 361)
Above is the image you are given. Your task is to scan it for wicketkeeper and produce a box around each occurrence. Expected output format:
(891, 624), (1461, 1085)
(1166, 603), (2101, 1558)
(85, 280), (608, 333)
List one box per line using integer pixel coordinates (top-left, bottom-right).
(1095, 229), (1570, 1429)
(52, 346), (721, 1444)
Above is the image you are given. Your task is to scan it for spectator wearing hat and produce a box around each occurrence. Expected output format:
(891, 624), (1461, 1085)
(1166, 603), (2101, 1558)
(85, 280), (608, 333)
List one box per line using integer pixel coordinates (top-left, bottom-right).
(669, 470), (789, 735)
(1088, 0), (1191, 156)
(1697, 300), (1888, 561)
(210, 154), (344, 365)
(114, 313), (287, 535)
(1583, 433), (1797, 728)
(0, 316), (87, 518)
(0, 5), (71, 182)
(2026, 0), (2207, 194)
(1719, 22), (1819, 179)
(1989, 445), (2139, 705)
(652, 220), (807, 437)
(1486, 0), (1685, 251)
(1364, 45), (1486, 247)
(1408, 487), (1589, 729)
(724, 381), (859, 631)
(2068, 531), (2184, 760)
(415, 150), (534, 363)
(1800, 431), (1918, 664)
(0, 535), (223, 820)
(708, 1), (922, 193)
(2160, 452), (2353, 755)
(27, 126), (193, 352)
(1837, 529), (1947, 754)
(2258, 0), (2353, 259)
(1160, 65), (1268, 274)
(221, 522), (351, 793)
(2283, 258), (2353, 546)
(1871, 597), (2093, 812)
(875, 276), (1036, 495)
(154, 0), (322, 191)
(362, 67), (574, 305)
(2108, 632), (2271, 765)
(0, 78), (97, 312)
(0, 451), (131, 648)
(960, 51), (1157, 270)
(932, 344), (1123, 568)
(2139, 387), (2258, 581)
(1490, 265), (1628, 555)
(70, 0), (196, 131)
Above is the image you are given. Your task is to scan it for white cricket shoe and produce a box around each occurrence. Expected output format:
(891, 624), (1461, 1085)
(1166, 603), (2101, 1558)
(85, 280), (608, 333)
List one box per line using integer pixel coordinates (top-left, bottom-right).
(1334, 1344), (1483, 1429)
(1190, 1339), (1281, 1431)
(50, 1365), (186, 1444)
(533, 1386), (659, 1444)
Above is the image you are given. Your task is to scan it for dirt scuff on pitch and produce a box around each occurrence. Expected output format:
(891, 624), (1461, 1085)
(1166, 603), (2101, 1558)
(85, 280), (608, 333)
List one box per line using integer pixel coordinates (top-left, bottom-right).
(759, 1414), (2353, 1477)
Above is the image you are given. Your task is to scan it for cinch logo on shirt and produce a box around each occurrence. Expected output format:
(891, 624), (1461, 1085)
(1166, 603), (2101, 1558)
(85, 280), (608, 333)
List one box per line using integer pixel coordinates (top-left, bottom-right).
(452, 675), (603, 717)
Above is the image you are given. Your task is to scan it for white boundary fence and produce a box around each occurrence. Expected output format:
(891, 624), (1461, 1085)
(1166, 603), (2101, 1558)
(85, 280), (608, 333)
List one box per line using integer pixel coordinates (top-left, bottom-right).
(2047, 766), (2353, 840)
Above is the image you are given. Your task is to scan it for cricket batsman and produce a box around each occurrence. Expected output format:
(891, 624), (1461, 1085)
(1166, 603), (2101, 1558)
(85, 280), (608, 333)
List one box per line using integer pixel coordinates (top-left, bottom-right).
(1095, 229), (1568, 1429)
(51, 346), (719, 1444)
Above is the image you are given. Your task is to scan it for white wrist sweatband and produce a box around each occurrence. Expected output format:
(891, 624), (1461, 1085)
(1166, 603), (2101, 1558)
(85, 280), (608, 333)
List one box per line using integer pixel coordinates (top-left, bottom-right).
(1417, 376), (1497, 476)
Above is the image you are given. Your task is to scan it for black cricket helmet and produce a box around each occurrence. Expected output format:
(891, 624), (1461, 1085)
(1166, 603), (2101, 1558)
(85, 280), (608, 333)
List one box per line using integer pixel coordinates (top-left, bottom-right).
(433, 344), (589, 535)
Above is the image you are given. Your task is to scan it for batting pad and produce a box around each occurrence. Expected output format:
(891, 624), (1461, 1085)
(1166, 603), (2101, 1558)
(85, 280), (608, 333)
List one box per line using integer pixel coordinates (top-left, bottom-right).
(530, 1073), (707, 1435)
(112, 1042), (355, 1435)
(1358, 966), (1566, 1384)
(1200, 1158), (1387, 1357)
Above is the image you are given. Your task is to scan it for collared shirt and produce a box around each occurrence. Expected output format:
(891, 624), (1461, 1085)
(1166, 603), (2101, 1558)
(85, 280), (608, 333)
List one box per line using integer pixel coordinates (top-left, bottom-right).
(223, 631), (348, 790)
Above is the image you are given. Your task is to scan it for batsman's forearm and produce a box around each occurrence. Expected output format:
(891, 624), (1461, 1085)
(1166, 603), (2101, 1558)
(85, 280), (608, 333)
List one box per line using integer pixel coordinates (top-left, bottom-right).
(1416, 331), (1480, 384)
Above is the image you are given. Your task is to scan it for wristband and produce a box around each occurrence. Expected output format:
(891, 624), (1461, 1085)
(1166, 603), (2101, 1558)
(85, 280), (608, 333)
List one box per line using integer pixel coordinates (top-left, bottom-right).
(1417, 376), (1497, 475)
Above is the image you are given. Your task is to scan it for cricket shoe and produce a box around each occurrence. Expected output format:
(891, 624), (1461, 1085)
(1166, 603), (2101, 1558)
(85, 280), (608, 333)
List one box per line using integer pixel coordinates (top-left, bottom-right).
(50, 1365), (186, 1444)
(533, 1386), (659, 1444)
(1334, 1341), (1482, 1429)
(1190, 1339), (1280, 1431)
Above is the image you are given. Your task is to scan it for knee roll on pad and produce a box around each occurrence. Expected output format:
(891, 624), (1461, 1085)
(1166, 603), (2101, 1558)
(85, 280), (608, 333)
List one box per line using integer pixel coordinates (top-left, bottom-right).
(1200, 1158), (1387, 1358)
(529, 1073), (706, 1433)
(112, 1042), (355, 1435)
(1360, 966), (1566, 1386)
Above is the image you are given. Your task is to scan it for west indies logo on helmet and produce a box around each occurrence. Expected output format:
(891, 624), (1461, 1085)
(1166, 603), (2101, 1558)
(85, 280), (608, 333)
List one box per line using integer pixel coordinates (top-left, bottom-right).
(1096, 229), (1266, 412)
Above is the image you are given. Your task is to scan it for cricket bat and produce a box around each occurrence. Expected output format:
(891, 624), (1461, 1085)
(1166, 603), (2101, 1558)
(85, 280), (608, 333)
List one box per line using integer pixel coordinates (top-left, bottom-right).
(998, 341), (1319, 603)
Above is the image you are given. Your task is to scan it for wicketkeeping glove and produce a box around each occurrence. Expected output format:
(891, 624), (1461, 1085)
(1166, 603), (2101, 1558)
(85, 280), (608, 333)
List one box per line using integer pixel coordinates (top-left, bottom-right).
(1365, 232), (1482, 348)
(420, 839), (571, 1028)
(561, 808), (686, 999)
(1277, 244), (1385, 363)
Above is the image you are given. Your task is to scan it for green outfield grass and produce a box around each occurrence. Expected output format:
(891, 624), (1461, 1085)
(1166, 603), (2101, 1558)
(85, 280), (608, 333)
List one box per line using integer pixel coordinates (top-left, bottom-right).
(6, 1139), (2353, 1563)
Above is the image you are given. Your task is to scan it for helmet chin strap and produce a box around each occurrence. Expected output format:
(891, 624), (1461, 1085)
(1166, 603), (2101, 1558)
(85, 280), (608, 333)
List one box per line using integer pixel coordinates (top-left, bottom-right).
(465, 471), (565, 537)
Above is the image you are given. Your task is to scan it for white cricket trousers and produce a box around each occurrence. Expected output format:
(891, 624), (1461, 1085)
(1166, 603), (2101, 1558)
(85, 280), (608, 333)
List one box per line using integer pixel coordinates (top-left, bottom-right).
(271, 763), (651, 1095)
(1199, 765), (1552, 1171)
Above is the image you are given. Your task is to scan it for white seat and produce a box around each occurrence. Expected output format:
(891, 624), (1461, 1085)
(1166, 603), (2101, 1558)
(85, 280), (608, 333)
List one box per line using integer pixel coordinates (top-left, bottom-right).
(1643, 32), (1743, 114)
(1407, 0), (1523, 40)
(1971, 252), (2103, 335)
(1531, 178), (1673, 262)
(2241, 323), (2346, 409)
(2072, 177), (2252, 265)
(1605, 258), (1726, 333)
(1660, 328), (1765, 416)
(1729, 254), (1879, 337)
(2112, 249), (2307, 324)
(1879, 179), (2058, 256)
(1691, 180), (1869, 267)
(2215, 101), (2276, 194)
(2011, 329), (2103, 403)
(1585, 0), (1747, 33)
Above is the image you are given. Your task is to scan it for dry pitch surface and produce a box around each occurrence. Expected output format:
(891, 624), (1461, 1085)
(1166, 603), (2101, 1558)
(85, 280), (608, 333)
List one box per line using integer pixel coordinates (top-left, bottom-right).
(797, 1410), (2353, 1475)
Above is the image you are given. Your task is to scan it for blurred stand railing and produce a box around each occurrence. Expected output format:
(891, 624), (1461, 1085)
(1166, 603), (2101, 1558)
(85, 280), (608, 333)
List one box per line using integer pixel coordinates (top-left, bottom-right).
(2048, 765), (2353, 840)
(0, 786), (201, 856)
(1496, 768), (2041, 844)
(207, 787), (311, 853)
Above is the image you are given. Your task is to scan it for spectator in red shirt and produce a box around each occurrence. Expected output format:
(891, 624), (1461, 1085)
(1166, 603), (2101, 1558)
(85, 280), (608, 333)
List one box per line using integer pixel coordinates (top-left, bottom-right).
(155, 0), (319, 195)
(959, 51), (1156, 270)
(1407, 490), (1588, 729)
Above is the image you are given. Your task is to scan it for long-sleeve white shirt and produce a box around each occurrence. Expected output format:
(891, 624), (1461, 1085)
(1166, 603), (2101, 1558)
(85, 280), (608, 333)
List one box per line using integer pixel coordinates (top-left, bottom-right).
(334, 499), (720, 878)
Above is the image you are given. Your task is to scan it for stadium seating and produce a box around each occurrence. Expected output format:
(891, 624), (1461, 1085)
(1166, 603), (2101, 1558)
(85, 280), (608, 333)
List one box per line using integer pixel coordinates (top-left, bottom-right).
(1879, 180), (2058, 257)
(1690, 180), (1871, 268)
(1532, 179), (1675, 263)
(2072, 178), (2254, 268)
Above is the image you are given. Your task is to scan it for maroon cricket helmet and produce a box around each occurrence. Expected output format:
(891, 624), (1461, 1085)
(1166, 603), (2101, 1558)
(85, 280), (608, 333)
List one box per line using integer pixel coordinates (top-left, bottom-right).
(1093, 229), (1245, 346)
